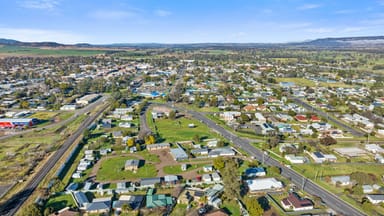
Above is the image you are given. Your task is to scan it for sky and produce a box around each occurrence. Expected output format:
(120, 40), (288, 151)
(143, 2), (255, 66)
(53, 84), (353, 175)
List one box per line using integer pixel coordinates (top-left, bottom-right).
(0, 0), (384, 44)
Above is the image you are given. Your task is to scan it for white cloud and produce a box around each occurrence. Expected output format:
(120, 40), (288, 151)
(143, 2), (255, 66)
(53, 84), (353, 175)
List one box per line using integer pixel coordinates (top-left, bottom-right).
(0, 28), (87, 44)
(89, 10), (138, 20)
(334, 9), (355, 14)
(19, 0), (60, 10)
(305, 28), (334, 33)
(341, 27), (364, 33)
(297, 4), (321, 10)
(154, 9), (171, 17)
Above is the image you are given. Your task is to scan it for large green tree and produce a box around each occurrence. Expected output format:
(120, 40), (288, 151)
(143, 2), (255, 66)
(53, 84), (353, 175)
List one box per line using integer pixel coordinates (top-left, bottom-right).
(243, 196), (264, 216)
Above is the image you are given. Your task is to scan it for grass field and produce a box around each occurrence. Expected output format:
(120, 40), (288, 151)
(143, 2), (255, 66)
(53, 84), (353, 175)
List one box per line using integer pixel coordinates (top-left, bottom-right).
(97, 156), (157, 181)
(45, 194), (75, 211)
(170, 203), (188, 216)
(152, 116), (220, 143)
(221, 200), (241, 216)
(276, 78), (315, 87)
(163, 163), (209, 175)
(0, 45), (106, 56)
(294, 163), (383, 180)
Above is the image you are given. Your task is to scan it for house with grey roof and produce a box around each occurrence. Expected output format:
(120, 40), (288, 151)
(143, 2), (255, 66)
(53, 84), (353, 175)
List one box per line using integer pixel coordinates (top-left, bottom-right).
(331, 175), (351, 186)
(208, 147), (235, 158)
(125, 159), (141, 171)
(113, 195), (144, 211)
(366, 194), (384, 204)
(170, 144), (189, 161)
(73, 191), (90, 209)
(141, 177), (162, 188)
(86, 197), (111, 214)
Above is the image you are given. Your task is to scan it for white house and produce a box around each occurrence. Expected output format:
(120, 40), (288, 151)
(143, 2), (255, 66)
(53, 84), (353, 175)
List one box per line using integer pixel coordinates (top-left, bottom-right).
(366, 194), (384, 204)
(284, 155), (307, 164)
(365, 144), (384, 154)
(246, 178), (283, 192)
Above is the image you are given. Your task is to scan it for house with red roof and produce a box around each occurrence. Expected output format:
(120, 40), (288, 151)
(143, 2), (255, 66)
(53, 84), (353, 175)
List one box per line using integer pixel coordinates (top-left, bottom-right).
(295, 115), (308, 123)
(310, 115), (321, 122)
(281, 192), (314, 211)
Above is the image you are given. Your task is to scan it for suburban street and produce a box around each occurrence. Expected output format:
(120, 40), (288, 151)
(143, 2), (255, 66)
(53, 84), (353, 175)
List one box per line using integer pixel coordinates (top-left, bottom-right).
(290, 96), (365, 137)
(0, 97), (110, 216)
(170, 104), (366, 216)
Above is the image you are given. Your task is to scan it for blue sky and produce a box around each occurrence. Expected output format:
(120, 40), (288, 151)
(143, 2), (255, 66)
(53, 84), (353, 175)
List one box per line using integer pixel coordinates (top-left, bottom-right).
(0, 0), (383, 44)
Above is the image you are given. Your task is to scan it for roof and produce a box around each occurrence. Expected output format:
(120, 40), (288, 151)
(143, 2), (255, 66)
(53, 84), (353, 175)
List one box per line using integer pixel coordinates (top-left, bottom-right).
(245, 167), (265, 176)
(282, 193), (313, 209)
(112, 195), (144, 210)
(331, 175), (350, 183)
(146, 192), (173, 208)
(86, 201), (110, 212)
(367, 194), (384, 201)
(125, 159), (140, 167)
(164, 175), (178, 182)
(170, 147), (188, 160)
(313, 152), (324, 158)
(141, 177), (161, 186)
(246, 178), (283, 191)
(73, 191), (89, 207)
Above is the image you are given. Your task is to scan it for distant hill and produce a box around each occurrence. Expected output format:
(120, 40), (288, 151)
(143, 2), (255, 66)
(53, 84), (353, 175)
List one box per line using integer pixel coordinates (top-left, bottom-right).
(1, 36), (384, 49)
(294, 36), (384, 48)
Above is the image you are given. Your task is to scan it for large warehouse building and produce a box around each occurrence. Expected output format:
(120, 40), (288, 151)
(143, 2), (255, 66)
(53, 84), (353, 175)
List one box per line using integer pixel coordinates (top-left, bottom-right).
(0, 118), (39, 128)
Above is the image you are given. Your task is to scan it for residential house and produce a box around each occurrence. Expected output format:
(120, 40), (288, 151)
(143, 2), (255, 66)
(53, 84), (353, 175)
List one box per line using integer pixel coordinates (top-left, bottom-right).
(191, 148), (209, 156)
(72, 191), (90, 209)
(375, 154), (384, 164)
(211, 172), (221, 182)
(246, 178), (283, 192)
(86, 197), (111, 214)
(363, 185), (374, 194)
(365, 144), (384, 154)
(295, 115), (308, 123)
(101, 119), (112, 128)
(164, 175), (179, 185)
(146, 188), (173, 208)
(112, 195), (144, 211)
(208, 147), (235, 157)
(125, 159), (141, 171)
(331, 175), (351, 186)
(147, 143), (170, 151)
(366, 194), (384, 204)
(284, 155), (307, 164)
(309, 152), (337, 163)
(202, 174), (212, 183)
(281, 192), (313, 211)
(203, 165), (213, 172)
(141, 177), (162, 188)
(244, 167), (266, 178)
(170, 144), (189, 161)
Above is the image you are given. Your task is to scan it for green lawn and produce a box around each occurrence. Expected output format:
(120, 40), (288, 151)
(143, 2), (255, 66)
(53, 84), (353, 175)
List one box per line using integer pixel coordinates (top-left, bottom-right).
(0, 45), (107, 56)
(137, 150), (161, 163)
(294, 163), (383, 180)
(163, 163), (209, 175)
(222, 200), (241, 216)
(170, 203), (188, 216)
(97, 156), (157, 181)
(45, 194), (75, 211)
(152, 117), (220, 143)
(276, 78), (315, 87)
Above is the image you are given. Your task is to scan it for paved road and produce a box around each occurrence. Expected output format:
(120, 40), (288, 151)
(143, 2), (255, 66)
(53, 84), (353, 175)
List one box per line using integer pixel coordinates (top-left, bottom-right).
(0, 95), (107, 141)
(0, 97), (110, 216)
(168, 104), (365, 216)
(139, 102), (153, 138)
(290, 97), (365, 137)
